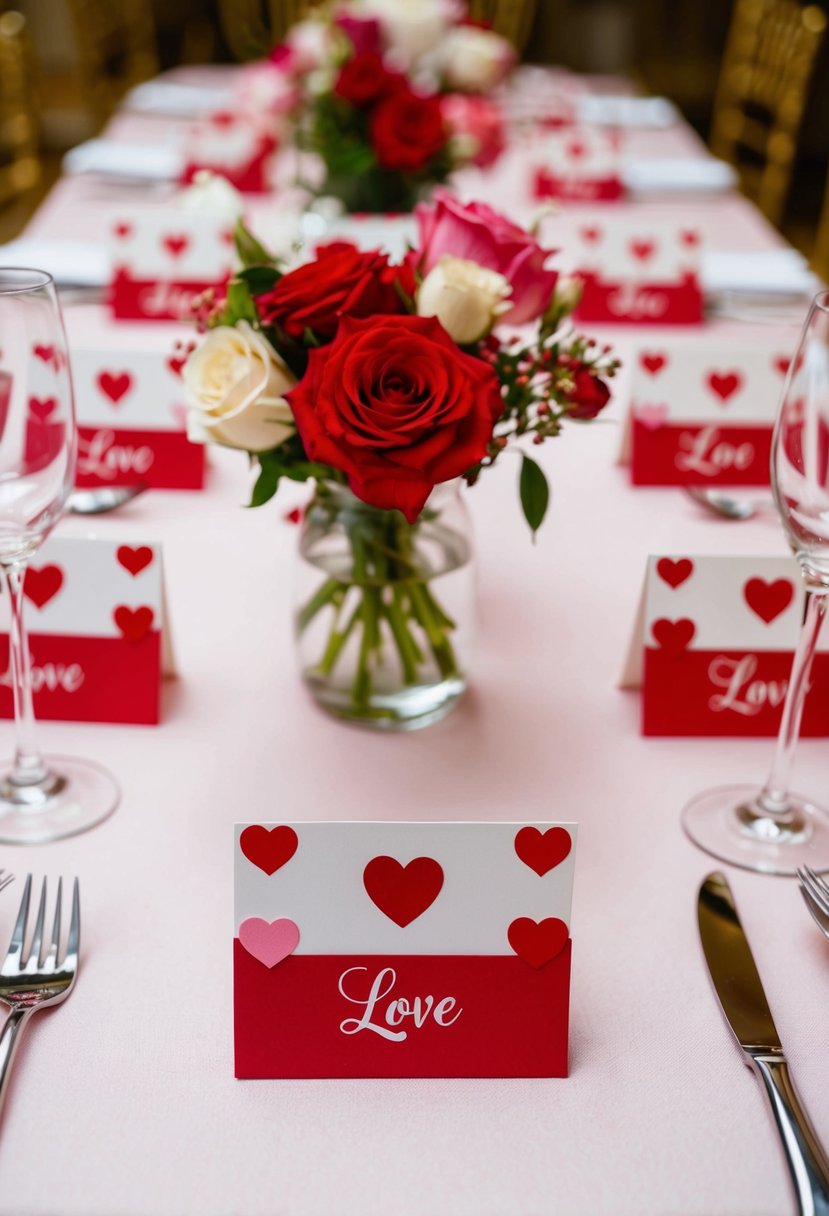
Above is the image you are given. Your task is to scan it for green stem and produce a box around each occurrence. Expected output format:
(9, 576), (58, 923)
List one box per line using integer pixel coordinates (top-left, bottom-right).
(353, 586), (381, 709)
(408, 580), (459, 680)
(297, 577), (343, 633)
(384, 587), (424, 685)
(317, 601), (361, 678)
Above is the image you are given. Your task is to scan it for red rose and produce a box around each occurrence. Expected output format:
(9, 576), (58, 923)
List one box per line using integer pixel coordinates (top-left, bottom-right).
(566, 365), (611, 420)
(333, 50), (402, 107)
(255, 243), (406, 341)
(288, 315), (503, 522)
(370, 89), (447, 173)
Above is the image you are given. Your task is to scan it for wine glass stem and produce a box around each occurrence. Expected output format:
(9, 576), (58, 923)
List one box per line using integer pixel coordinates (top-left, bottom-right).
(3, 566), (48, 787)
(758, 588), (827, 814)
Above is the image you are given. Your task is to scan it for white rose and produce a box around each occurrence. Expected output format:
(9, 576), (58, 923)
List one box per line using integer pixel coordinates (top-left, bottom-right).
(361, 0), (456, 64)
(417, 255), (512, 344)
(442, 26), (514, 92)
(183, 321), (296, 452)
(176, 171), (243, 222)
(286, 18), (332, 71)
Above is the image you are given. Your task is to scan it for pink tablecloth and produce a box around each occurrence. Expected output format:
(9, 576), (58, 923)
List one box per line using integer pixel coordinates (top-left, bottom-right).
(1, 72), (827, 1216)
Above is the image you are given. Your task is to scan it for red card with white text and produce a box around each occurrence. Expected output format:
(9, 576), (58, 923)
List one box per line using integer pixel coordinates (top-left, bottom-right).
(234, 821), (576, 1079)
(571, 219), (703, 324)
(64, 307), (204, 489)
(623, 340), (794, 485)
(109, 211), (234, 321)
(531, 127), (624, 202)
(0, 536), (174, 725)
(180, 112), (277, 194)
(621, 554), (829, 736)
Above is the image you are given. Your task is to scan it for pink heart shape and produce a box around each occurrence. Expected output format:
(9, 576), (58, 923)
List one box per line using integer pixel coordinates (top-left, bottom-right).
(635, 403), (668, 431)
(238, 917), (299, 968)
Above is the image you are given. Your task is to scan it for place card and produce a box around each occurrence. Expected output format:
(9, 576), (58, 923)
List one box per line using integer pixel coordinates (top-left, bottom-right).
(234, 820), (576, 1078)
(621, 340), (792, 485)
(0, 536), (174, 725)
(621, 554), (829, 736)
(571, 219), (703, 324)
(180, 111), (278, 194)
(108, 210), (234, 321)
(531, 127), (624, 202)
(64, 309), (205, 489)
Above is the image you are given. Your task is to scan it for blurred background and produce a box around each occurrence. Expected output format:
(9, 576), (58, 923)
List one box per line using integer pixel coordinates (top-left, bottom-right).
(1, 0), (828, 266)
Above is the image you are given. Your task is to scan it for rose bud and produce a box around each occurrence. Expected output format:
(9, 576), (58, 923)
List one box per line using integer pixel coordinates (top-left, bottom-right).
(183, 320), (296, 452)
(416, 254), (511, 344)
(565, 364), (611, 420)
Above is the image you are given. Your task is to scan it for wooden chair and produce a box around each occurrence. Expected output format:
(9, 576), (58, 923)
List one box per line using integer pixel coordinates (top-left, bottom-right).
(65, 0), (159, 127)
(467, 0), (538, 52)
(0, 11), (41, 211)
(710, 0), (827, 227)
(218, 0), (311, 61)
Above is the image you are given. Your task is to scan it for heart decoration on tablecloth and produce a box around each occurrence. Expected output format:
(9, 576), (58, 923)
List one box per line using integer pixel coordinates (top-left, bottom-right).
(239, 917), (299, 968)
(240, 825), (299, 875)
(117, 546), (154, 577)
(514, 827), (571, 876)
(656, 558), (694, 589)
(743, 578), (794, 624)
(114, 605), (154, 643)
(23, 564), (64, 609)
(363, 855), (444, 927)
(507, 917), (569, 968)
(651, 617), (695, 657)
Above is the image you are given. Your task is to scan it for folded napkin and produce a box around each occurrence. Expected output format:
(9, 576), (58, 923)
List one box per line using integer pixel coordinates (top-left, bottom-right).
(702, 249), (820, 298)
(623, 158), (737, 195)
(123, 79), (235, 118)
(62, 139), (184, 182)
(576, 94), (678, 129)
(0, 237), (109, 287)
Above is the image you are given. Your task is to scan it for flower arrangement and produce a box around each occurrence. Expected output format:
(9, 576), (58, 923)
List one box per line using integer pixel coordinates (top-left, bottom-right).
(263, 0), (514, 212)
(183, 191), (618, 725)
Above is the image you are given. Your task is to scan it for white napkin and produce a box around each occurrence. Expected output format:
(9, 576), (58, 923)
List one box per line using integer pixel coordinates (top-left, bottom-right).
(0, 237), (110, 287)
(122, 79), (235, 118)
(576, 95), (678, 129)
(62, 139), (184, 181)
(702, 249), (820, 298)
(623, 158), (737, 195)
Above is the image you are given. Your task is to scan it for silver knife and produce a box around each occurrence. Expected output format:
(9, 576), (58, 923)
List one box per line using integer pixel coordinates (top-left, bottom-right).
(698, 871), (829, 1216)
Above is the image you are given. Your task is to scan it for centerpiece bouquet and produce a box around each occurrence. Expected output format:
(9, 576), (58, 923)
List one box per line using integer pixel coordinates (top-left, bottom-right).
(183, 190), (618, 728)
(258, 0), (514, 212)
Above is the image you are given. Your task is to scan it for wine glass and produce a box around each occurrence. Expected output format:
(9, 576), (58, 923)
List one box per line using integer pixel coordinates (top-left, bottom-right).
(682, 289), (829, 875)
(0, 268), (119, 843)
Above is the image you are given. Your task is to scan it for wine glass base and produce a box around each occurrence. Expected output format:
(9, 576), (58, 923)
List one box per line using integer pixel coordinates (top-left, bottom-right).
(0, 755), (120, 844)
(681, 783), (829, 876)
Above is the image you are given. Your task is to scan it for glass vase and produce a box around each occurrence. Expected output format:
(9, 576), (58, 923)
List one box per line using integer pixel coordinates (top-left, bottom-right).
(294, 482), (474, 730)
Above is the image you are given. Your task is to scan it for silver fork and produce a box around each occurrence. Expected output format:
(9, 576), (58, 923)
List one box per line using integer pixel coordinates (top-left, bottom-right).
(796, 865), (829, 938)
(0, 871), (13, 895)
(0, 875), (80, 1120)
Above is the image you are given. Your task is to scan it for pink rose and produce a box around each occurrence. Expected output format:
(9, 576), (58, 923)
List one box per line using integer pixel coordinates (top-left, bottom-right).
(334, 11), (383, 56)
(412, 190), (557, 326)
(441, 93), (505, 168)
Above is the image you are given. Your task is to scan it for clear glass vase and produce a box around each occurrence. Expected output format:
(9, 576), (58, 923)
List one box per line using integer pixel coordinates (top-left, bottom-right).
(294, 482), (474, 730)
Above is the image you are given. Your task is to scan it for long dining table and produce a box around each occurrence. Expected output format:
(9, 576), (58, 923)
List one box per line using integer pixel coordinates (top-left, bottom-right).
(1, 66), (827, 1216)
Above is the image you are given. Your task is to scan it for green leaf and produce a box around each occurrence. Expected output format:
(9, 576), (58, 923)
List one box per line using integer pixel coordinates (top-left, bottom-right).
(248, 461), (280, 508)
(238, 265), (281, 295)
(225, 278), (256, 324)
(519, 454), (550, 538)
(233, 218), (275, 269)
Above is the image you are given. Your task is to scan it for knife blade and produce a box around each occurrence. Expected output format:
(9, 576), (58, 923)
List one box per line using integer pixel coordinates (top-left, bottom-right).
(698, 872), (829, 1216)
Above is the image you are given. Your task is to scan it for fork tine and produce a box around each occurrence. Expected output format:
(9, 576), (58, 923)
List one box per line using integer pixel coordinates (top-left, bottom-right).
(805, 864), (829, 902)
(4, 875), (31, 968)
(799, 886), (829, 936)
(45, 877), (62, 967)
(26, 879), (47, 970)
(798, 866), (829, 917)
(64, 879), (80, 967)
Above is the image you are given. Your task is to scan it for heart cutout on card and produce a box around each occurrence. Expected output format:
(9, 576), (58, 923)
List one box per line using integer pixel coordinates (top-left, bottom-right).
(508, 917), (569, 968)
(651, 617), (695, 657)
(238, 917), (299, 969)
(363, 856), (443, 927)
(640, 352), (667, 376)
(28, 396), (57, 422)
(634, 404), (668, 431)
(117, 545), (153, 577)
(580, 225), (602, 244)
(514, 827), (571, 876)
(656, 558), (694, 589)
(114, 605), (154, 643)
(23, 564), (63, 609)
(162, 234), (190, 259)
(240, 825), (298, 875)
(97, 371), (133, 405)
(744, 578), (794, 624)
(629, 239), (655, 262)
(706, 370), (741, 403)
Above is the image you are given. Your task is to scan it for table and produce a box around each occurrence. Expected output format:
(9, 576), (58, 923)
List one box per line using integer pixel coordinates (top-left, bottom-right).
(2, 69), (827, 1216)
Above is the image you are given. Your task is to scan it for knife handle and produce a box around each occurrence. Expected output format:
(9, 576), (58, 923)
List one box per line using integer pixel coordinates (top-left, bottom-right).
(751, 1054), (829, 1216)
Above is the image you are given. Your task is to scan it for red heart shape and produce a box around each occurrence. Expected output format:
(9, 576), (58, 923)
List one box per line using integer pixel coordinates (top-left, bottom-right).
(773, 356), (791, 376)
(680, 229), (700, 247)
(211, 111), (236, 128)
(580, 225), (602, 244)
(640, 352), (667, 376)
(508, 917), (569, 968)
(114, 605), (154, 643)
(656, 557), (694, 589)
(744, 578), (794, 624)
(167, 354), (186, 377)
(240, 825), (299, 875)
(514, 826), (571, 876)
(114, 222), (133, 240)
(651, 617), (695, 657)
(117, 545), (153, 577)
(162, 234), (190, 259)
(566, 140), (586, 160)
(28, 396), (57, 422)
(706, 370), (742, 403)
(97, 371), (133, 405)
(32, 343), (55, 365)
(630, 239), (655, 262)
(23, 564), (63, 609)
(363, 856), (444, 927)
